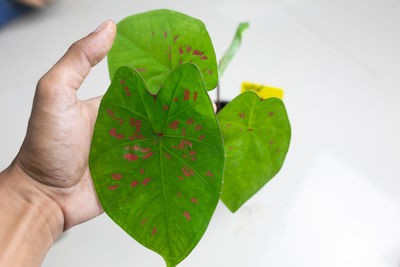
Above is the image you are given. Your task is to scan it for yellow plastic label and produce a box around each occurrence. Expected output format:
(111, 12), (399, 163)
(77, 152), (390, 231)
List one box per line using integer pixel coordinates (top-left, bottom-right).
(241, 82), (284, 99)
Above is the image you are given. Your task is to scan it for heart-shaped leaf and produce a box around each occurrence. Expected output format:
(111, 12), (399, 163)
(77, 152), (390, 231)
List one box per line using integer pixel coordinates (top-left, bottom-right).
(217, 91), (291, 212)
(107, 9), (218, 94)
(89, 64), (224, 266)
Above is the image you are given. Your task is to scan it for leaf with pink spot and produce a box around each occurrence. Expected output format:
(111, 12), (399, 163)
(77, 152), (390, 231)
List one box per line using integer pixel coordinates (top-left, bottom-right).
(217, 91), (291, 212)
(89, 64), (224, 267)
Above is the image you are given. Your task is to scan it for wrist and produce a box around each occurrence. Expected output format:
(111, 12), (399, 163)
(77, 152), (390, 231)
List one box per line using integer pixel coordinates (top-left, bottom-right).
(0, 164), (64, 266)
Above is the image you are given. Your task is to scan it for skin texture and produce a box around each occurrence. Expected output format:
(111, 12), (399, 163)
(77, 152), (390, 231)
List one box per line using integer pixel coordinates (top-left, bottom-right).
(0, 20), (116, 266)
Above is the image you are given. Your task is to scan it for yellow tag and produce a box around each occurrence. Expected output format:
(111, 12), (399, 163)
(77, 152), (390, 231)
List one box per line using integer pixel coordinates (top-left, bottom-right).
(241, 82), (284, 99)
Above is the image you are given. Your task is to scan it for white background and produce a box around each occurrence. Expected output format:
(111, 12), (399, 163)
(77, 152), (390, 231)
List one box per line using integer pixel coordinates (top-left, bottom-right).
(1, 0), (400, 266)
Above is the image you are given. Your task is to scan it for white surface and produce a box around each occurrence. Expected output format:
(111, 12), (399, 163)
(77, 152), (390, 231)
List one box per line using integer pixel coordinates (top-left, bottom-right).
(1, 0), (400, 266)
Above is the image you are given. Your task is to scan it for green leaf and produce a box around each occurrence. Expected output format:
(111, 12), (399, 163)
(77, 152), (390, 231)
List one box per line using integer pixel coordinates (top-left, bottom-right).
(89, 64), (224, 266)
(217, 91), (291, 212)
(107, 9), (219, 94)
(218, 22), (249, 77)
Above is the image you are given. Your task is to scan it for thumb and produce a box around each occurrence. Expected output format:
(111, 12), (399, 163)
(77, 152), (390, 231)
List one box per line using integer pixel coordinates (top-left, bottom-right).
(39, 20), (116, 94)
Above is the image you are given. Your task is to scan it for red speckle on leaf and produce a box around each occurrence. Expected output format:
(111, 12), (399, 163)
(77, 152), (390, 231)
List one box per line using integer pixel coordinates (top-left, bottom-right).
(121, 80), (125, 85)
(159, 83), (163, 88)
(269, 112), (274, 116)
(189, 60), (193, 63)
(140, 148), (151, 152)
(203, 69), (213, 75)
(124, 153), (138, 161)
(125, 146), (130, 149)
(153, 139), (158, 145)
(181, 128), (186, 136)
(186, 46), (192, 53)
(177, 192), (182, 197)
(239, 112), (245, 118)
(152, 227), (157, 235)
(184, 88), (190, 100)
(164, 30), (167, 38)
(182, 154), (189, 159)
(128, 133), (144, 140)
(130, 118), (142, 132)
(131, 181), (138, 188)
(140, 169), (144, 174)
(240, 129), (243, 132)
(269, 141), (274, 145)
(179, 46), (183, 55)
(191, 198), (198, 204)
(168, 45), (171, 50)
(111, 174), (122, 180)
(191, 156), (196, 161)
(193, 91), (198, 102)
(182, 165), (194, 177)
(108, 185), (119, 190)
(249, 128), (253, 131)
(165, 152), (171, 159)
(195, 125), (203, 131)
(174, 35), (179, 44)
(132, 145), (140, 150)
(109, 128), (124, 139)
(206, 171), (215, 177)
(136, 68), (146, 72)
(124, 86), (131, 96)
(142, 177), (151, 185)
(226, 124), (231, 129)
(198, 135), (205, 140)
(163, 105), (169, 111)
(178, 176), (184, 181)
(172, 139), (192, 149)
(179, 58), (183, 65)
(275, 149), (280, 153)
(106, 110), (124, 125)
(167, 51), (172, 62)
(229, 146), (233, 150)
(143, 152), (153, 159)
(200, 56), (208, 60)
(152, 32), (154, 36)
(142, 218), (146, 225)
(189, 151), (196, 155)
(193, 50), (204, 56)
(169, 120), (179, 130)
(186, 118), (194, 125)
(183, 211), (191, 221)
(173, 97), (178, 102)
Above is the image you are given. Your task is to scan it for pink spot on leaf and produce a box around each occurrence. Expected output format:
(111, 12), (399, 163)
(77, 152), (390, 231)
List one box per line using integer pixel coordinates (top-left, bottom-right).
(179, 46), (183, 55)
(152, 227), (157, 235)
(164, 30), (167, 39)
(140, 148), (150, 152)
(198, 135), (205, 140)
(182, 154), (189, 159)
(269, 112), (274, 116)
(174, 35), (179, 44)
(183, 211), (191, 221)
(186, 118), (194, 125)
(124, 86), (131, 96)
(130, 118), (142, 132)
(142, 177), (151, 185)
(193, 91), (198, 102)
(269, 141), (274, 145)
(191, 198), (198, 204)
(109, 128), (124, 139)
(200, 56), (208, 60)
(121, 80), (125, 85)
(169, 120), (179, 130)
(165, 152), (171, 159)
(184, 88), (190, 100)
(111, 174), (122, 180)
(136, 68), (146, 72)
(181, 128), (186, 136)
(131, 181), (138, 188)
(226, 124), (231, 129)
(182, 165), (194, 177)
(143, 152), (153, 159)
(206, 171), (215, 177)
(228, 146), (233, 150)
(173, 97), (178, 102)
(239, 112), (245, 118)
(108, 185), (119, 190)
(178, 176), (184, 181)
(163, 105), (169, 111)
(189, 151), (196, 155)
(193, 50), (204, 56)
(140, 169), (144, 174)
(152, 32), (154, 36)
(124, 153), (138, 161)
(142, 218), (146, 225)
(106, 110), (124, 125)
(195, 125), (203, 131)
(186, 46), (192, 53)
(177, 192), (182, 197)
(275, 149), (280, 153)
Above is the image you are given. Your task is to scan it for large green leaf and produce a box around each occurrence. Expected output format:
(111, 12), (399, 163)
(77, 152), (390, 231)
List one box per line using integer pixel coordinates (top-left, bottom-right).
(217, 91), (291, 212)
(218, 22), (249, 77)
(108, 9), (218, 94)
(89, 64), (224, 266)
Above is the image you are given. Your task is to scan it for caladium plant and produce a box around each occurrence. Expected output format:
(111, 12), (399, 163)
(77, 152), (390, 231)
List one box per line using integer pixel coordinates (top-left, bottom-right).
(89, 8), (291, 266)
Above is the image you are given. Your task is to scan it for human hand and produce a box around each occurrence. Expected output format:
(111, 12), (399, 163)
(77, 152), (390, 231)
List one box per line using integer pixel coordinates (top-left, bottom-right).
(12, 20), (116, 230)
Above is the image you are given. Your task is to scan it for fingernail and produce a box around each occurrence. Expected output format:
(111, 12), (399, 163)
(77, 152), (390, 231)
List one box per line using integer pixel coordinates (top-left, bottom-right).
(94, 20), (110, 33)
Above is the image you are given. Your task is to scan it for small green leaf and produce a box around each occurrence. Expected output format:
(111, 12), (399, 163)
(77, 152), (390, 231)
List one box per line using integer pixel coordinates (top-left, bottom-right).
(218, 22), (249, 77)
(108, 9), (219, 94)
(89, 64), (224, 266)
(217, 91), (291, 212)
